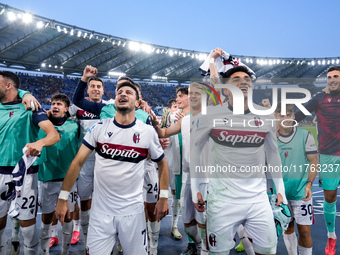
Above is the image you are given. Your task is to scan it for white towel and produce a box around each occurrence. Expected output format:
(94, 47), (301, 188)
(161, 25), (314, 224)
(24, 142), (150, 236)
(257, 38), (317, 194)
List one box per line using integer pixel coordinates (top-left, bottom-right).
(8, 147), (38, 218)
(199, 50), (256, 80)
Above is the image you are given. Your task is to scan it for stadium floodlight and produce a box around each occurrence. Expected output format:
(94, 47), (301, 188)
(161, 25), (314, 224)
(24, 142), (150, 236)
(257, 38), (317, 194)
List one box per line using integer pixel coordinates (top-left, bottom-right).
(7, 11), (16, 21)
(322, 60), (326, 65)
(84, 32), (88, 38)
(70, 29), (74, 36)
(331, 59), (335, 64)
(63, 28), (68, 34)
(256, 59), (259, 64)
(77, 31), (81, 37)
(182, 52), (186, 58)
(250, 59), (253, 64)
(48, 64), (52, 68)
(101, 37), (105, 42)
(281, 60), (285, 64)
(22, 13), (33, 23)
(54, 65), (58, 69)
(337, 59), (340, 64)
(269, 60), (273, 65)
(89, 33), (93, 39)
(112, 40), (115, 45)
(169, 50), (174, 57)
(317, 60), (321, 65)
(327, 60), (330, 65)
(141, 44), (152, 53)
(41, 63), (46, 68)
(122, 41), (126, 47)
(0, 7), (5, 16)
(60, 66), (63, 69)
(245, 58), (249, 63)
(108, 71), (126, 76)
(161, 49), (164, 54)
(37, 21), (44, 29)
(156, 49), (160, 54)
(311, 60), (315, 66)
(117, 40), (121, 46)
(129, 41), (140, 51)
(57, 26), (61, 32)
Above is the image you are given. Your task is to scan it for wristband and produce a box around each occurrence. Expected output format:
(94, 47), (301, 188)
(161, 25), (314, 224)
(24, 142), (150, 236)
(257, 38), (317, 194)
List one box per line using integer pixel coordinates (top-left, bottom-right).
(209, 58), (215, 64)
(306, 180), (313, 184)
(58, 190), (70, 200)
(159, 190), (169, 198)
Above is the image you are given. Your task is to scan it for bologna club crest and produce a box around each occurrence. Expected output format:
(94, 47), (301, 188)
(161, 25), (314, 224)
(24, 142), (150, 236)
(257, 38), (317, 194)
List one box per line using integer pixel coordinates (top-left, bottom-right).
(209, 233), (217, 247)
(133, 132), (141, 144)
(284, 151), (289, 158)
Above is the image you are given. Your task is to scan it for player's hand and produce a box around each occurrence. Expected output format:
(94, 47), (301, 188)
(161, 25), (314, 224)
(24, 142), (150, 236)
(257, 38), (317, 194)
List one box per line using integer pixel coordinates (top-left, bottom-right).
(22, 93), (41, 111)
(210, 48), (224, 60)
(193, 192), (205, 212)
(275, 193), (283, 206)
(322, 86), (330, 94)
(25, 141), (43, 156)
(154, 197), (169, 222)
(175, 111), (185, 121)
(82, 65), (98, 81)
(138, 100), (152, 114)
(261, 99), (271, 109)
(55, 199), (70, 226)
(150, 114), (160, 128)
(159, 138), (170, 150)
(302, 185), (312, 201)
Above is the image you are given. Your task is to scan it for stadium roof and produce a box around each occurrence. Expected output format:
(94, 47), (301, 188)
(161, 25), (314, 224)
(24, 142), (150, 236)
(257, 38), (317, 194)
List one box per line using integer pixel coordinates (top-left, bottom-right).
(0, 4), (339, 84)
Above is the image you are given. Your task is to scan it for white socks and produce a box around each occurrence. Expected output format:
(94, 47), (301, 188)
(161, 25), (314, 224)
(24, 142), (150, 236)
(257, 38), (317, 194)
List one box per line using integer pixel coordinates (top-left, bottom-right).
(61, 221), (73, 255)
(81, 210), (90, 247)
(73, 219), (80, 232)
(148, 221), (160, 249)
(171, 194), (180, 228)
(40, 222), (51, 255)
(21, 224), (39, 255)
(298, 245), (312, 255)
(0, 228), (7, 255)
(283, 232), (297, 255)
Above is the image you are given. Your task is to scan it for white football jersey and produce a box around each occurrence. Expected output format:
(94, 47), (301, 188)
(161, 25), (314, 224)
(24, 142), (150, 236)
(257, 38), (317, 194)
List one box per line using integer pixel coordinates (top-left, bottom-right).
(191, 103), (282, 204)
(83, 117), (164, 215)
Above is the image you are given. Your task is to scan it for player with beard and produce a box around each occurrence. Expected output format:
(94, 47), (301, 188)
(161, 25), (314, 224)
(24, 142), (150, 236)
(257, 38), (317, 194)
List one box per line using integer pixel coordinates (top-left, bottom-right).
(0, 71), (60, 255)
(191, 66), (287, 255)
(295, 66), (340, 255)
(55, 82), (169, 255)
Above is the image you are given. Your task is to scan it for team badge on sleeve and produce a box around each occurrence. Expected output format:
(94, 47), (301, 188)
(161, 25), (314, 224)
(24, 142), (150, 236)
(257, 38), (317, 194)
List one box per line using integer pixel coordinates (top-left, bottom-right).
(133, 132), (140, 144)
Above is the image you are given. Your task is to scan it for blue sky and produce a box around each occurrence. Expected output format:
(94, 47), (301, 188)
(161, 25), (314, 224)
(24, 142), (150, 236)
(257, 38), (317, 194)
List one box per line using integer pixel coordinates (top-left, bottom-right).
(1, 0), (339, 58)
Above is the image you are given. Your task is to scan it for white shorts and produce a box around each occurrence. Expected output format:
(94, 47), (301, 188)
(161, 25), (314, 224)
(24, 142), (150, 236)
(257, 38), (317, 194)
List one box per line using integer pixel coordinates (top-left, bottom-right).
(180, 182), (199, 224)
(87, 210), (148, 255)
(207, 199), (277, 254)
(77, 160), (95, 201)
(143, 162), (158, 203)
(40, 181), (77, 214)
(0, 173), (38, 221)
(0, 174), (12, 218)
(288, 199), (314, 226)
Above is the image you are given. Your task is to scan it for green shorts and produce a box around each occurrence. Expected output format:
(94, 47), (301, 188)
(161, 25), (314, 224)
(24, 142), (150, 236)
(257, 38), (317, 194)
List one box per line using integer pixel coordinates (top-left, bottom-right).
(319, 154), (340, 191)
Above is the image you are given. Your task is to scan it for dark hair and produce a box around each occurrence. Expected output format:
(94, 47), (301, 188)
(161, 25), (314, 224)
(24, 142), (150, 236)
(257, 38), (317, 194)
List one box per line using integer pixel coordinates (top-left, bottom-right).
(327, 66), (340, 73)
(275, 102), (294, 114)
(116, 81), (140, 100)
(117, 76), (141, 93)
(176, 87), (188, 95)
(0, 71), (20, 89)
(51, 93), (71, 107)
(221, 66), (253, 82)
(88, 77), (104, 88)
(168, 99), (176, 108)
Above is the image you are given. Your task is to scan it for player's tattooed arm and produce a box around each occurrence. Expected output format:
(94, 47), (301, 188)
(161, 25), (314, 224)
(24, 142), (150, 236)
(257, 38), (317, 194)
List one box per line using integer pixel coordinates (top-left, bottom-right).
(303, 153), (318, 201)
(55, 144), (93, 225)
(208, 48), (224, 106)
(154, 157), (170, 222)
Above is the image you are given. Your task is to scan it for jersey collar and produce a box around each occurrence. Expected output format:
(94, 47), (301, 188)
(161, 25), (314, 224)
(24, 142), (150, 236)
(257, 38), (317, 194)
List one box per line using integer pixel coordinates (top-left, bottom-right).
(113, 117), (136, 128)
